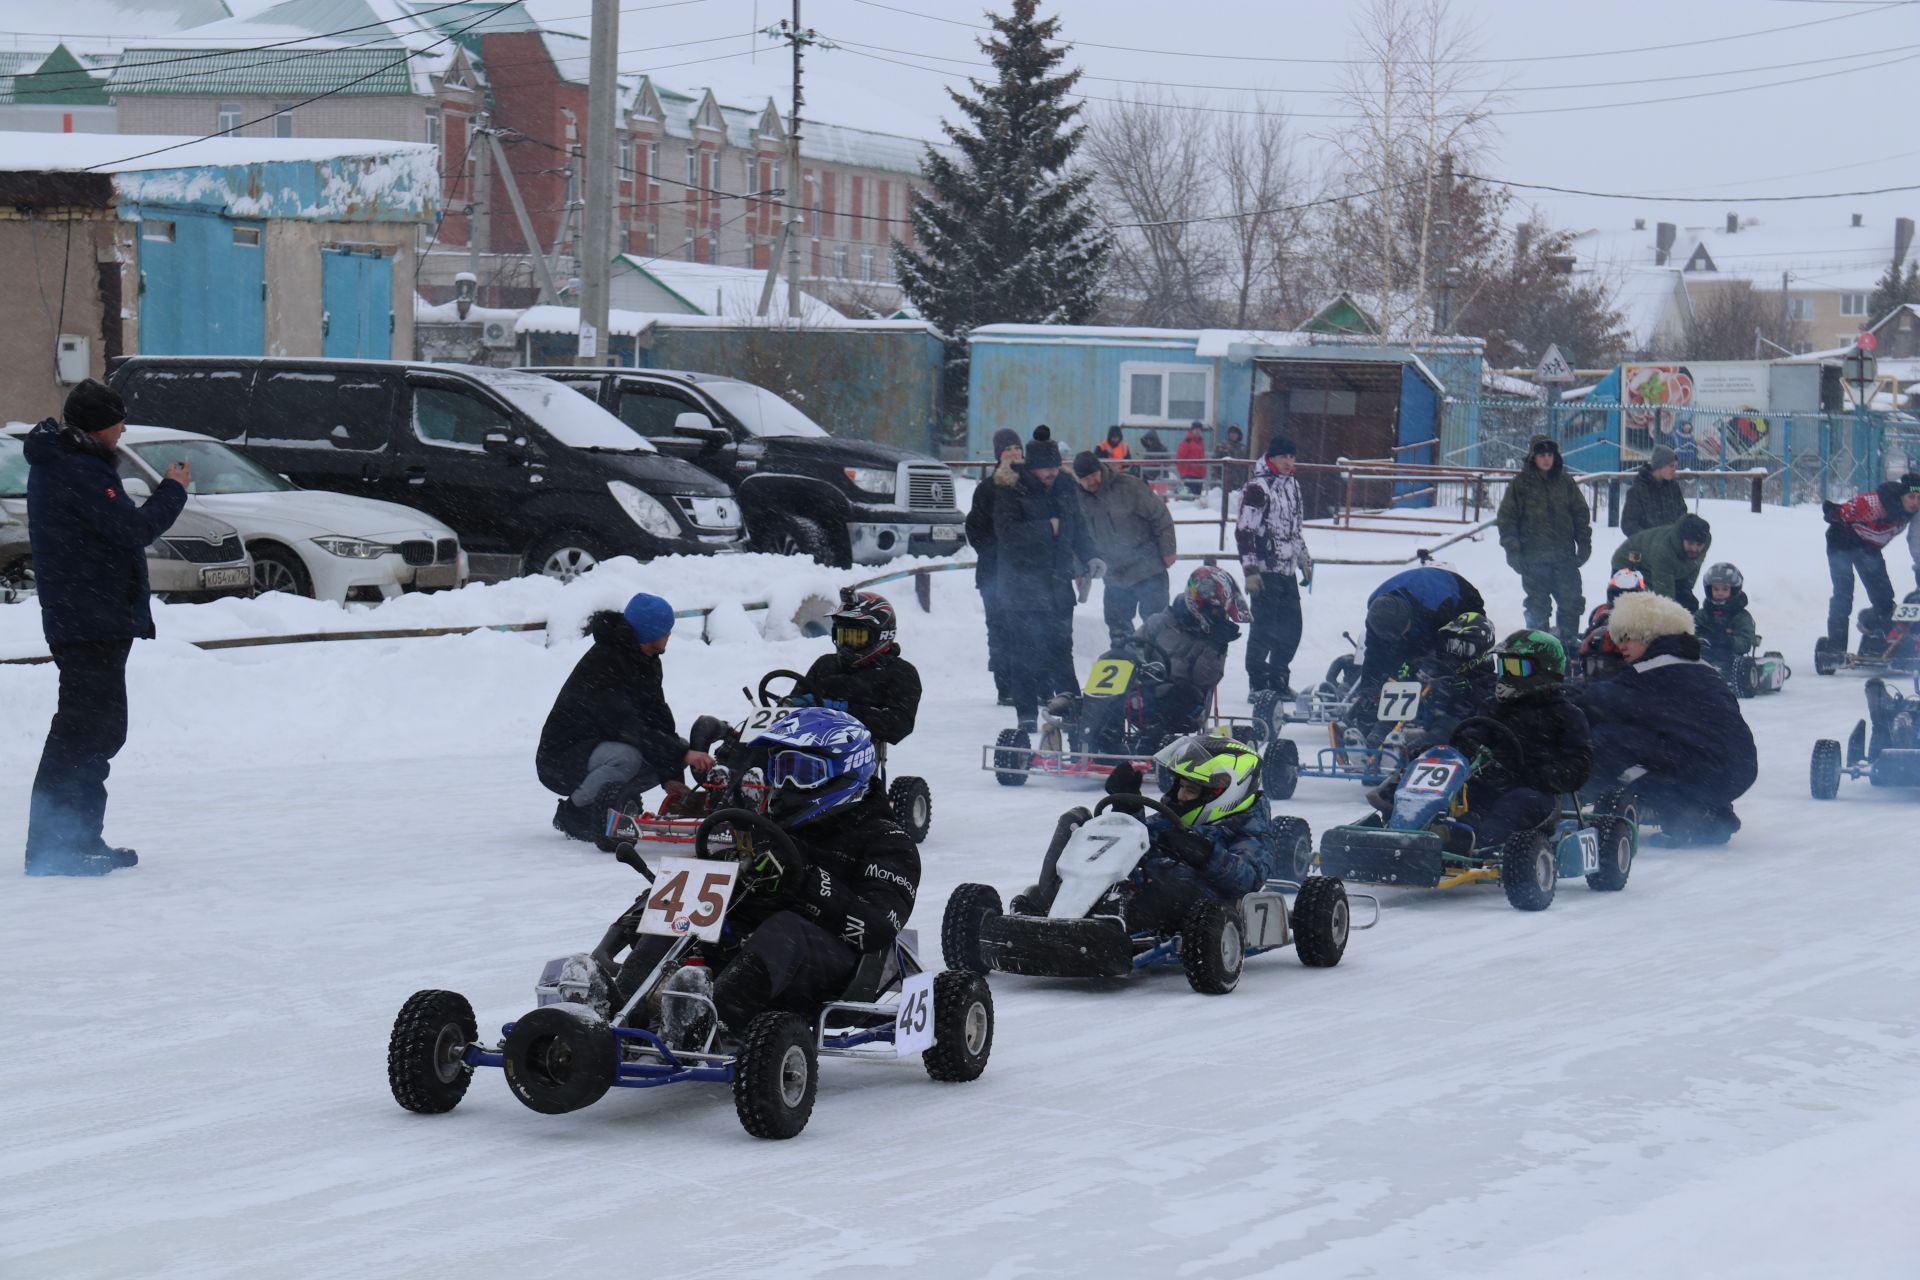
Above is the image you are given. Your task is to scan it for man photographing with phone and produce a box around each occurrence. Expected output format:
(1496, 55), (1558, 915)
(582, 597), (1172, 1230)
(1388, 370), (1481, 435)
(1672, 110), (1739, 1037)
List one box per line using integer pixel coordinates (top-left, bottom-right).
(23, 379), (191, 876)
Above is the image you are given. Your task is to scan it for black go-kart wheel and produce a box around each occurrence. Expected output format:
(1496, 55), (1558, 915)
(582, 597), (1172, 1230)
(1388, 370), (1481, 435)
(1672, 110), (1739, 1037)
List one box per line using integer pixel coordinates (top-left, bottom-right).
(1272, 815), (1315, 884)
(922, 971), (994, 1083)
(993, 728), (1031, 787)
(1501, 829), (1557, 912)
(733, 1011), (817, 1140)
(889, 775), (933, 844)
(501, 1004), (619, 1115)
(1292, 876), (1350, 968)
(1813, 636), (1839, 677)
(388, 989), (478, 1114)
(1733, 656), (1756, 699)
(1585, 817), (1634, 892)
(1587, 788), (1637, 829)
(1180, 898), (1245, 995)
(1266, 737), (1301, 802)
(1810, 738), (1843, 801)
(942, 883), (1003, 974)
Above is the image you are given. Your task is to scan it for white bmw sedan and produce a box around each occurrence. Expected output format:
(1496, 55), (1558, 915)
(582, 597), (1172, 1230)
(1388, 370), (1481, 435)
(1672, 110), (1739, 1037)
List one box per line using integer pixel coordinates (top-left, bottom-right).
(115, 425), (468, 603)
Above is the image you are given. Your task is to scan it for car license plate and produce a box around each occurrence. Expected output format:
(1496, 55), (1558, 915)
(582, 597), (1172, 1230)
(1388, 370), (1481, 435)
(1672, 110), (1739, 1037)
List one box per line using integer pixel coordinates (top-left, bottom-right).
(931, 526), (961, 541)
(201, 567), (251, 589)
(411, 565), (457, 588)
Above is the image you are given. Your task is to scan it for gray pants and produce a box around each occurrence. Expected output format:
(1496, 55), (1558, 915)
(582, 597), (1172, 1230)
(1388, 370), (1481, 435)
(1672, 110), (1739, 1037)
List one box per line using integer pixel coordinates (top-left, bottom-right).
(1103, 569), (1171, 645)
(570, 742), (658, 807)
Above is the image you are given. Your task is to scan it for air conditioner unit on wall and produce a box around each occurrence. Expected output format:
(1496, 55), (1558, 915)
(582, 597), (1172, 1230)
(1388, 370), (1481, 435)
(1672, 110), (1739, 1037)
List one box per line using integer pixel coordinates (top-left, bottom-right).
(481, 319), (516, 349)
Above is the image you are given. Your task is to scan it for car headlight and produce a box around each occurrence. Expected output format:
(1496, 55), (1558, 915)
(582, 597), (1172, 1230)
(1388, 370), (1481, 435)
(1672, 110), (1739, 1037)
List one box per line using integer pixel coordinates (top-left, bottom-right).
(607, 480), (683, 539)
(147, 538), (185, 560)
(313, 536), (394, 560)
(844, 467), (897, 498)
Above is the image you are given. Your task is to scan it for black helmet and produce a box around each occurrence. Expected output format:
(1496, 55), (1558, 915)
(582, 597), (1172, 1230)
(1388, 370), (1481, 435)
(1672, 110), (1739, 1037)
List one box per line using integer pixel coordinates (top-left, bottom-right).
(1439, 611), (1495, 661)
(1494, 629), (1566, 701)
(831, 589), (897, 668)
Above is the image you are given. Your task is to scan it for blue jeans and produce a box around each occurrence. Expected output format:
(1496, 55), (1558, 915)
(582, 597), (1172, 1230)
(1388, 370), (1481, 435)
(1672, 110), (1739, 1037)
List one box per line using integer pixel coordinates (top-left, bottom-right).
(569, 742), (658, 807)
(1827, 547), (1896, 646)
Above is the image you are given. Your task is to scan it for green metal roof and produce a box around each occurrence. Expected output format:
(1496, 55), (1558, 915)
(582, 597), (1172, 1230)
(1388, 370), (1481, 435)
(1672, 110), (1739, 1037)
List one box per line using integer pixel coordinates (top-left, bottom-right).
(0, 45), (111, 106)
(107, 44), (418, 97)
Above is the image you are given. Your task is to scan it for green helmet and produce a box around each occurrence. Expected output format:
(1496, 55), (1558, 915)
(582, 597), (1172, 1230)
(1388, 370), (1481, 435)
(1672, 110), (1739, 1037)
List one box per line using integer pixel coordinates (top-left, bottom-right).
(1151, 733), (1262, 827)
(1493, 629), (1565, 700)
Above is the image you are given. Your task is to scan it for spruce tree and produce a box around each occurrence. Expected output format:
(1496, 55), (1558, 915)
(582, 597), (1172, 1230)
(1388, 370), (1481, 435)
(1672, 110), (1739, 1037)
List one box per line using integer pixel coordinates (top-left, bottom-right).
(892, 0), (1111, 340)
(1865, 257), (1920, 328)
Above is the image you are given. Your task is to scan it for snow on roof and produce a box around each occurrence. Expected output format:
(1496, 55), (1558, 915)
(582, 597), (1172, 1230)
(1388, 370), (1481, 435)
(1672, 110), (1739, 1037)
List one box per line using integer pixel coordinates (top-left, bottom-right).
(0, 129), (433, 173)
(514, 305), (659, 337)
(1192, 329), (1316, 358)
(1572, 217), (1906, 295)
(971, 323), (1208, 344)
(1483, 370), (1545, 398)
(618, 257), (846, 326)
(0, 0), (229, 45)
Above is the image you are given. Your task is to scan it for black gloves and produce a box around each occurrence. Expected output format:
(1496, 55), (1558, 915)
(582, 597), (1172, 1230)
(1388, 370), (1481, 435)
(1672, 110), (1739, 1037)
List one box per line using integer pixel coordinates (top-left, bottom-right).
(1104, 764), (1144, 796)
(1160, 825), (1213, 868)
(1823, 501), (1842, 524)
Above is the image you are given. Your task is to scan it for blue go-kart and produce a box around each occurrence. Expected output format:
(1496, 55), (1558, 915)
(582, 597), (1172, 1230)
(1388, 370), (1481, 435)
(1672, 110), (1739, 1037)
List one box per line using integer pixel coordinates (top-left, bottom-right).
(387, 810), (993, 1139)
(1317, 717), (1637, 911)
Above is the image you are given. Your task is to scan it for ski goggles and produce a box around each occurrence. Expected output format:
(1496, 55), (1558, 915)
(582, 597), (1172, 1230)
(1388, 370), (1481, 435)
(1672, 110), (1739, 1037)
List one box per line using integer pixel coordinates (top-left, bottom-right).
(768, 749), (835, 790)
(832, 623), (871, 649)
(1498, 655), (1535, 679)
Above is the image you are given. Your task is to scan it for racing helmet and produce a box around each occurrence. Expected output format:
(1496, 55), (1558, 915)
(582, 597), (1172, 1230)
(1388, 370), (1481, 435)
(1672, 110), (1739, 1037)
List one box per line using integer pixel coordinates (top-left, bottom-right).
(1605, 566), (1648, 603)
(754, 707), (877, 828)
(1493, 629), (1566, 701)
(1184, 565), (1251, 625)
(1152, 733), (1261, 827)
(1439, 611), (1495, 661)
(1703, 562), (1744, 593)
(830, 589), (897, 668)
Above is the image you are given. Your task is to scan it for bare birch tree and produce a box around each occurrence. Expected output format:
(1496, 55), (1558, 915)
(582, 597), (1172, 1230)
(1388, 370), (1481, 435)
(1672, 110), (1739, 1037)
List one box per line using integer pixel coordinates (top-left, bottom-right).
(1084, 93), (1221, 327)
(1213, 99), (1313, 327)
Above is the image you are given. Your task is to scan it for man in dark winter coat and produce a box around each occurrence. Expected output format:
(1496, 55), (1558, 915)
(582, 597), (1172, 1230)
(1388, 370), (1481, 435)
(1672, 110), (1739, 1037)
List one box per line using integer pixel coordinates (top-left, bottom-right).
(537, 592), (713, 842)
(1822, 474), (1920, 651)
(966, 428), (1023, 703)
(1621, 445), (1686, 537)
(23, 379), (191, 877)
(1072, 451), (1177, 645)
(799, 590), (921, 746)
(1234, 434), (1313, 699)
(992, 439), (1093, 729)
(1353, 566), (1485, 727)
(1575, 591), (1757, 845)
(1496, 436), (1591, 640)
(1611, 513), (1712, 610)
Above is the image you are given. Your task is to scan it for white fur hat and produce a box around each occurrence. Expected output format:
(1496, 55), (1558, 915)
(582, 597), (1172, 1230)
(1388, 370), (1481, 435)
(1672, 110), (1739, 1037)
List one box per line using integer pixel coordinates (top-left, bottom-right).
(1608, 591), (1696, 644)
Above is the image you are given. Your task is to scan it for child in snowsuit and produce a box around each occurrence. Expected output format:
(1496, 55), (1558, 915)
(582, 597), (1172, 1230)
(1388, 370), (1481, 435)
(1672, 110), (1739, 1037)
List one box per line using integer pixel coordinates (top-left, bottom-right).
(1693, 562), (1758, 680)
(1130, 566), (1248, 743)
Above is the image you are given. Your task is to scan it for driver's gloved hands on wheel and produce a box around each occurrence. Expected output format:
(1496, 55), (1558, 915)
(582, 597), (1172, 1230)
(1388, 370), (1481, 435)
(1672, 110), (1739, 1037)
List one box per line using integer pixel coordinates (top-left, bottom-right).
(1159, 826), (1213, 868)
(1104, 764), (1145, 796)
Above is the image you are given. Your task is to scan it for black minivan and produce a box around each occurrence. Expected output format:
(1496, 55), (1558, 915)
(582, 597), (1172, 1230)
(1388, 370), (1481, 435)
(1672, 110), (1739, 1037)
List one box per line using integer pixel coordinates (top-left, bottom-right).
(534, 367), (964, 565)
(109, 358), (745, 579)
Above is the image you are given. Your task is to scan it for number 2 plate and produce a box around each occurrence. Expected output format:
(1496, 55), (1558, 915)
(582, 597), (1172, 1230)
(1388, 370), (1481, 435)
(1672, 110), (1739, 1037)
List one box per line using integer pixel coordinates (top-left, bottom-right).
(1083, 657), (1134, 696)
(1377, 680), (1423, 723)
(894, 971), (935, 1055)
(637, 856), (738, 941)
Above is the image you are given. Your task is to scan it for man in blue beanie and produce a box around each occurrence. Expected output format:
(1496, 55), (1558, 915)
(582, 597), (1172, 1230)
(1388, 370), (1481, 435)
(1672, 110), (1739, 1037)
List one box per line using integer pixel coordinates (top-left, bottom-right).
(536, 591), (714, 843)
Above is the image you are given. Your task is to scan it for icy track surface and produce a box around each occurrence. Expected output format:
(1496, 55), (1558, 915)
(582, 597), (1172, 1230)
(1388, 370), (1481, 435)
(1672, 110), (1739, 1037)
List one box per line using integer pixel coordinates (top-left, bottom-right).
(4, 498), (1919, 1279)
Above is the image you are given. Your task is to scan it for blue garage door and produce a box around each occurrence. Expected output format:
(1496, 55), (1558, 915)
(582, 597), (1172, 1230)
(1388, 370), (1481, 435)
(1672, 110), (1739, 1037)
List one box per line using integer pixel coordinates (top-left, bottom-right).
(1396, 364), (1441, 507)
(321, 248), (393, 359)
(138, 212), (265, 355)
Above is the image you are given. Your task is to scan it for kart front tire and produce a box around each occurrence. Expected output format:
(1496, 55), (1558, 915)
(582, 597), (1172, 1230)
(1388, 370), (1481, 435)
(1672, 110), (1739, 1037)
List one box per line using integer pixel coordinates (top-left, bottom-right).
(1292, 876), (1350, 967)
(1810, 738), (1843, 800)
(941, 883), (1002, 975)
(502, 1005), (618, 1115)
(388, 989), (478, 1115)
(1585, 817), (1634, 892)
(1181, 898), (1245, 995)
(1267, 737), (1301, 801)
(922, 971), (994, 1083)
(1813, 636), (1838, 676)
(1272, 815), (1315, 884)
(733, 1012), (817, 1140)
(889, 775), (933, 844)
(993, 728), (1030, 787)
(1501, 830), (1557, 912)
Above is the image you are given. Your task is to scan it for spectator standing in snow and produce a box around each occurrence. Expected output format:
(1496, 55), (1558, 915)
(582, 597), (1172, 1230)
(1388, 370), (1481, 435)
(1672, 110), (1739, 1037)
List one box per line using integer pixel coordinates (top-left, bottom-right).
(1175, 422), (1209, 498)
(1094, 426), (1130, 464)
(1611, 513), (1712, 610)
(1495, 436), (1592, 642)
(1215, 424), (1250, 491)
(1234, 434), (1313, 701)
(22, 380), (191, 877)
(1822, 475), (1920, 652)
(538, 593), (715, 843)
(1072, 451), (1178, 645)
(1621, 445), (1686, 537)
(992, 438), (1092, 729)
(966, 428), (1023, 703)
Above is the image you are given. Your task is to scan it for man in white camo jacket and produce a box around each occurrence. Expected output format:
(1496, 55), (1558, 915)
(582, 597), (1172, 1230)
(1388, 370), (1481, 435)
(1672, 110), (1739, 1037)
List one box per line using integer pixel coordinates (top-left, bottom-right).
(1234, 434), (1313, 700)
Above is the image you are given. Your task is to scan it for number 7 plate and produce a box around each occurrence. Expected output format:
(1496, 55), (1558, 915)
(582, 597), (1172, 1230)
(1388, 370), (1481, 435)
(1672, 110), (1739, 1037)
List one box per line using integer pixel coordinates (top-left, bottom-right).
(637, 856), (739, 942)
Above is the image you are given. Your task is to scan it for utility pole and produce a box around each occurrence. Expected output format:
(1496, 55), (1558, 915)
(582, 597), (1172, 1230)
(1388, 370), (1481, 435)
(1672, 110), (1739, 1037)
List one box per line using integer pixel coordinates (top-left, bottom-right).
(471, 112), (490, 266)
(756, 5), (828, 319)
(577, 0), (618, 365)
(1433, 151), (1453, 335)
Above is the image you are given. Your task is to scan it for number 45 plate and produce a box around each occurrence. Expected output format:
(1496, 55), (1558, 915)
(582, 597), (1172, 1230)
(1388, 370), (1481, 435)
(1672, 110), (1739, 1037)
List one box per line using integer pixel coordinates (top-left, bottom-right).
(637, 857), (739, 942)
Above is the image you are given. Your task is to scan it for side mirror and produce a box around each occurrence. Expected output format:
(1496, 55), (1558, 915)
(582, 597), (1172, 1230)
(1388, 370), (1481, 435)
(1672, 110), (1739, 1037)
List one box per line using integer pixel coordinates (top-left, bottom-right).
(123, 476), (153, 500)
(483, 431), (530, 458)
(672, 411), (729, 445)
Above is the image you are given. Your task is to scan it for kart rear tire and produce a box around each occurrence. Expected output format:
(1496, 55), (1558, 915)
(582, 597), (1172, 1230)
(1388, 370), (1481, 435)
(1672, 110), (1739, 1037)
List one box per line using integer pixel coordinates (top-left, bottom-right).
(889, 775), (933, 844)
(502, 1005), (618, 1115)
(942, 883), (1003, 974)
(1733, 655), (1756, 698)
(1587, 787), (1636, 829)
(1584, 817), (1634, 892)
(993, 728), (1030, 787)
(1501, 830), (1557, 912)
(733, 1012), (817, 1140)
(1810, 738), (1843, 801)
(388, 989), (478, 1115)
(1272, 815), (1315, 884)
(1292, 876), (1350, 968)
(1813, 636), (1838, 677)
(922, 971), (994, 1083)
(1266, 738), (1300, 801)
(1180, 898), (1245, 995)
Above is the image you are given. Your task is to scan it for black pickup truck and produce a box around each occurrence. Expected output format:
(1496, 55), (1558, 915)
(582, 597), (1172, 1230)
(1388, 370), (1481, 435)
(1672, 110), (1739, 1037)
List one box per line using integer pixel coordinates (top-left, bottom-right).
(533, 367), (965, 566)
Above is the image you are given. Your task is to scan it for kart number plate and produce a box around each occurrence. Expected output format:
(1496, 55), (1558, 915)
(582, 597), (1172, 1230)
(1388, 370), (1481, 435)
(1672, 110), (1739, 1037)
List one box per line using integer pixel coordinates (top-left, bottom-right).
(1895, 603), (1920, 623)
(736, 706), (780, 740)
(1402, 761), (1457, 794)
(1084, 657), (1135, 697)
(894, 971), (935, 1055)
(637, 856), (737, 942)
(1377, 681), (1423, 723)
(1241, 895), (1289, 949)
(1578, 830), (1601, 875)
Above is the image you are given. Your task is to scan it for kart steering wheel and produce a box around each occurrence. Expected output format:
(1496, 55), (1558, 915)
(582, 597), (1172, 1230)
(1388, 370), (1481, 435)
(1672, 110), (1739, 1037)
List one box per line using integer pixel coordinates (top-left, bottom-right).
(692, 807), (803, 897)
(1121, 637), (1175, 682)
(755, 668), (816, 708)
(1448, 715), (1528, 777)
(1094, 793), (1185, 825)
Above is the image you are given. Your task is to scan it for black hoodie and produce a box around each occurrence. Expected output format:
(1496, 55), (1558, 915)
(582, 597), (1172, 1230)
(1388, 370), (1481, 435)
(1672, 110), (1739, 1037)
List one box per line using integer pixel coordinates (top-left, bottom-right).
(536, 610), (690, 794)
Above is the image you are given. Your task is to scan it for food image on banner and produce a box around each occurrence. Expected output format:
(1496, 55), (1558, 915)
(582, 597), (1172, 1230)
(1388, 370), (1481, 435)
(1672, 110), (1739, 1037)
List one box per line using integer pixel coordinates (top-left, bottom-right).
(1620, 362), (1771, 465)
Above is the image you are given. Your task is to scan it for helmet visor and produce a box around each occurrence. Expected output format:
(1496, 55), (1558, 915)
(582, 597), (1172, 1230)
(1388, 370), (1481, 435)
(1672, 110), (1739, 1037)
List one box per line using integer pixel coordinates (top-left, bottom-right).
(768, 749), (833, 790)
(832, 622), (871, 650)
(1499, 655), (1534, 679)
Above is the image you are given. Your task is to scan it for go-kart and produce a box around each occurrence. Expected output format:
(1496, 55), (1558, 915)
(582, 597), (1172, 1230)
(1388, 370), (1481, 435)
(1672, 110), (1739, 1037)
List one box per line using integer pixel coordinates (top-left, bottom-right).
(1274, 678), (1428, 790)
(387, 809), (992, 1140)
(1316, 717), (1637, 912)
(940, 794), (1372, 994)
(1814, 598), (1920, 678)
(1810, 677), (1920, 798)
(1728, 646), (1791, 698)
(609, 669), (934, 844)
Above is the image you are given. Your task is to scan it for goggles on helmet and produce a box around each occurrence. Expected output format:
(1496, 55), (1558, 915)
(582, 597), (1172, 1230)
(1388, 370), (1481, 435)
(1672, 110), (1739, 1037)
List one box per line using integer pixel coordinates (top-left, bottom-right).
(1499, 655), (1535, 679)
(832, 622), (871, 649)
(768, 749), (834, 790)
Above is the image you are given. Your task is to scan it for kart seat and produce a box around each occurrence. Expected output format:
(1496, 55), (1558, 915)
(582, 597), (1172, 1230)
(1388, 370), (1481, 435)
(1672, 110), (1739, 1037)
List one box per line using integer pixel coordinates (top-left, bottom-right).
(836, 945), (906, 1005)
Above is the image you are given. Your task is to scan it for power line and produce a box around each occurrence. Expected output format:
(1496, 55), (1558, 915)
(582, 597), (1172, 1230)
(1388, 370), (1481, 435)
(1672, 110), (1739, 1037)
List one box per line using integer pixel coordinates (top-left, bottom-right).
(1463, 172), (1920, 203)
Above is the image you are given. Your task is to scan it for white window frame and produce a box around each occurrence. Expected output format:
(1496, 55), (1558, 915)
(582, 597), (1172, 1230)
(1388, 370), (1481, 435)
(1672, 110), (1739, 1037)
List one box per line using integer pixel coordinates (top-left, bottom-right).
(216, 101), (242, 133)
(859, 247), (875, 282)
(1787, 297), (1816, 322)
(832, 244), (849, 278)
(685, 148), (698, 189)
(1118, 361), (1214, 426)
(1841, 292), (1868, 317)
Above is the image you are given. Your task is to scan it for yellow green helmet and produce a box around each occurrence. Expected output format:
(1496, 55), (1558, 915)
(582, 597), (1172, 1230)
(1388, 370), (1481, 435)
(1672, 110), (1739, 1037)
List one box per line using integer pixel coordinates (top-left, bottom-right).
(1152, 733), (1262, 826)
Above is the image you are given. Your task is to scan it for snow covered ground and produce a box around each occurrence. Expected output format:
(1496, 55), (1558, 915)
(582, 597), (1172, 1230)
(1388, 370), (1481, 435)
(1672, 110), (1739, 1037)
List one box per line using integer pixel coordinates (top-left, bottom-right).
(4, 499), (1919, 1279)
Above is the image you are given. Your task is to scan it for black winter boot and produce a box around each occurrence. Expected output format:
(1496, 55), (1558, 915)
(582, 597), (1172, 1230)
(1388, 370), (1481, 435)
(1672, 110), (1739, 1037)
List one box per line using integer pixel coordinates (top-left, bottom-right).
(552, 799), (600, 843)
(711, 952), (774, 1032)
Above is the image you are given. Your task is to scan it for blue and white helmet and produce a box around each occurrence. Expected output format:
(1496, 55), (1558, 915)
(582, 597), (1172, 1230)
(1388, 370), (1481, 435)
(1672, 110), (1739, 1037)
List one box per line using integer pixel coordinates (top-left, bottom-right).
(756, 707), (877, 827)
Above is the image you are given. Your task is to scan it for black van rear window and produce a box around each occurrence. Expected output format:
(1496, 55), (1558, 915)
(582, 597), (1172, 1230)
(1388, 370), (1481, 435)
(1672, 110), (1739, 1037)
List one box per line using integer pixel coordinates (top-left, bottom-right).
(119, 367), (251, 441)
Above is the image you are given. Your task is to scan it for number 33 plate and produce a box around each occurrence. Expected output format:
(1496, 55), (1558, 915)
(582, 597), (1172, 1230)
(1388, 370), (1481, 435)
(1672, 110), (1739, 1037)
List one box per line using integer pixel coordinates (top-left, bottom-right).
(637, 857), (739, 942)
